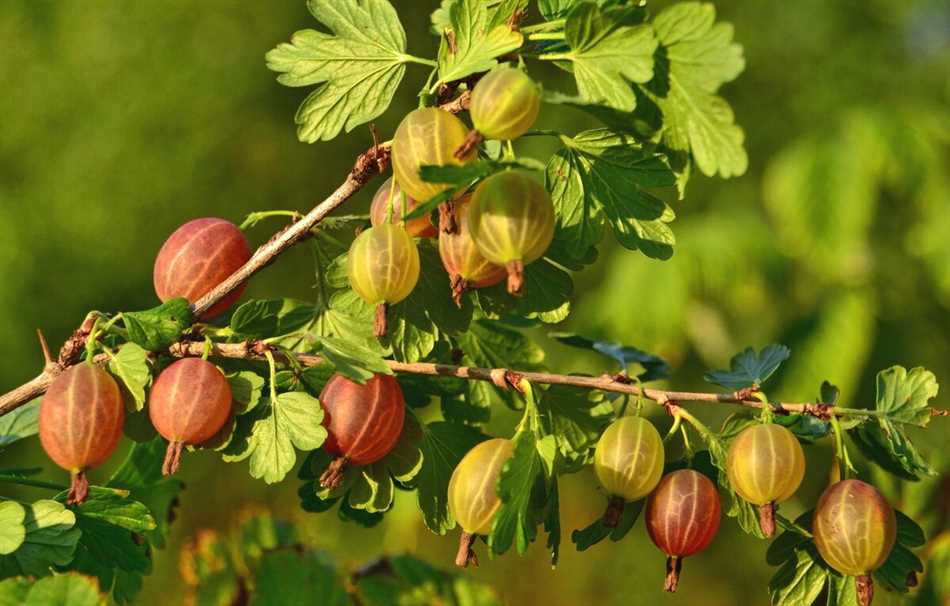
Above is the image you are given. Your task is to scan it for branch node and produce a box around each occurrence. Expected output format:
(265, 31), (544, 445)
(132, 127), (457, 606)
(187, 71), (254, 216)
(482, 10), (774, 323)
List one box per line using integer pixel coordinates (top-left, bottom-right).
(804, 403), (834, 421)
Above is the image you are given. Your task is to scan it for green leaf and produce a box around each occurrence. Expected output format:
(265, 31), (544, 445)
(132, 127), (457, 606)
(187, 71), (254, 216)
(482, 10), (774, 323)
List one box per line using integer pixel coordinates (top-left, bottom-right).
(106, 438), (184, 548)
(549, 332), (670, 380)
(539, 385), (613, 468)
(768, 542), (829, 606)
(0, 574), (107, 606)
(355, 554), (503, 606)
(0, 503), (25, 556)
(571, 499), (643, 551)
(489, 428), (544, 555)
(318, 336), (393, 383)
(346, 415), (424, 514)
(875, 512), (925, 593)
(226, 371), (266, 415)
(253, 551), (348, 606)
(645, 2), (747, 178)
(229, 299), (283, 339)
(106, 343), (151, 412)
(122, 298), (193, 352)
(437, 0), (524, 84)
(704, 344), (791, 390)
(0, 500), (80, 579)
(0, 400), (39, 449)
(56, 487), (155, 534)
(851, 366), (940, 480)
(248, 391), (328, 484)
(475, 257), (574, 323)
(538, 0), (579, 20)
(67, 515), (150, 604)
(873, 366), (939, 426)
(702, 443), (766, 538)
(457, 319), (544, 415)
(415, 421), (488, 534)
(550, 3), (656, 111)
(266, 0), (410, 143)
(546, 129), (676, 260)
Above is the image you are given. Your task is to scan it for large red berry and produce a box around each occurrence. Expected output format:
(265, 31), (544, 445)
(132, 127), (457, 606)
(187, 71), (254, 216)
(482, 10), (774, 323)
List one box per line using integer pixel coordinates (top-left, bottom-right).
(153, 218), (252, 318)
(318, 373), (405, 489)
(149, 357), (232, 475)
(812, 479), (897, 606)
(646, 469), (721, 592)
(438, 195), (506, 306)
(369, 177), (437, 238)
(39, 363), (125, 504)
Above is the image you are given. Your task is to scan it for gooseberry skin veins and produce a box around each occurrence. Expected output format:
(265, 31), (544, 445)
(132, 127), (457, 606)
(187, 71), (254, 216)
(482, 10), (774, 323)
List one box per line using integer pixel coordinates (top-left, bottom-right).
(593, 416), (665, 502)
(812, 479), (897, 576)
(448, 438), (515, 535)
(346, 224), (420, 306)
(369, 177), (438, 238)
(646, 469), (721, 558)
(726, 423), (805, 506)
(469, 171), (555, 266)
(153, 217), (252, 318)
(470, 66), (541, 141)
(438, 195), (507, 288)
(319, 373), (405, 465)
(39, 363), (125, 472)
(149, 357), (233, 445)
(391, 108), (474, 202)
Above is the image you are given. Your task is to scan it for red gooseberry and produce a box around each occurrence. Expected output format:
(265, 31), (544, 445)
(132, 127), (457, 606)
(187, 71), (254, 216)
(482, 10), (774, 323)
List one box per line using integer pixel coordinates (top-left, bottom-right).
(369, 177), (438, 238)
(438, 195), (507, 307)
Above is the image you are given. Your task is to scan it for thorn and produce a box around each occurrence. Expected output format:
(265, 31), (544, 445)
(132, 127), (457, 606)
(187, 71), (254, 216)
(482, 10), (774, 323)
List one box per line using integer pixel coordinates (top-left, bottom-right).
(36, 328), (55, 369)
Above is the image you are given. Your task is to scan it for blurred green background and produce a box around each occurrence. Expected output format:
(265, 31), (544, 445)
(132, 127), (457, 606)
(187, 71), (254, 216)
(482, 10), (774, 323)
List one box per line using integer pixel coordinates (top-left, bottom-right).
(2, 1), (949, 604)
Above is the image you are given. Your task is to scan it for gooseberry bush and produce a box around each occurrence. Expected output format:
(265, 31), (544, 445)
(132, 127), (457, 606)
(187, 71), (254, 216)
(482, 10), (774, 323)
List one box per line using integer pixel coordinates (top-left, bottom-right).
(0, 1), (946, 605)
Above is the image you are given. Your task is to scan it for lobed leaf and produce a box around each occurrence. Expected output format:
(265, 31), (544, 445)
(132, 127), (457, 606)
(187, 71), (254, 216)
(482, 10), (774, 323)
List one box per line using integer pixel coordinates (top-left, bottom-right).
(704, 344), (790, 390)
(0, 400), (39, 450)
(106, 343), (151, 412)
(437, 0), (524, 85)
(122, 298), (192, 352)
(0, 500), (80, 579)
(415, 421), (488, 534)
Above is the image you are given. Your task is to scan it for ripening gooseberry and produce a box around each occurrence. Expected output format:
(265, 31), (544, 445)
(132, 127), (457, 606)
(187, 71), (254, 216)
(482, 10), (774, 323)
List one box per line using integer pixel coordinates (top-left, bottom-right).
(149, 358), (232, 476)
(153, 218), (252, 318)
(346, 223), (420, 337)
(369, 177), (437, 238)
(593, 416), (664, 525)
(438, 195), (506, 306)
(813, 479), (897, 606)
(318, 373), (405, 489)
(726, 423), (805, 537)
(39, 363), (125, 504)
(646, 469), (721, 592)
(448, 438), (515, 567)
(470, 66), (541, 141)
(469, 171), (555, 296)
(391, 108), (474, 203)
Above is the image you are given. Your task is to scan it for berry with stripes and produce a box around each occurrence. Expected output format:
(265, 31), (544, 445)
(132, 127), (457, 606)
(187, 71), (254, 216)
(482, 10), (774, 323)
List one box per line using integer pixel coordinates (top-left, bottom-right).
(646, 469), (722, 592)
(149, 357), (233, 475)
(593, 416), (665, 527)
(456, 66), (540, 159)
(468, 171), (555, 295)
(39, 363), (125, 504)
(347, 223), (420, 337)
(812, 479), (896, 606)
(391, 107), (474, 204)
(448, 438), (515, 568)
(438, 195), (507, 306)
(153, 217), (252, 318)
(318, 373), (406, 489)
(369, 177), (438, 238)
(726, 423), (805, 537)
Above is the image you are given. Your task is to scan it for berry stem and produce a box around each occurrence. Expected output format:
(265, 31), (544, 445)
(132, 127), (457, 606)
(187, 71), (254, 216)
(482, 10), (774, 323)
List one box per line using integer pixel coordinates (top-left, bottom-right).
(439, 201), (459, 234)
(856, 574), (873, 606)
(319, 456), (350, 490)
(759, 502), (776, 538)
(449, 274), (468, 308)
(664, 556), (682, 592)
(455, 531), (479, 568)
(454, 130), (483, 160)
(603, 496), (626, 529)
(162, 440), (184, 476)
(374, 303), (388, 338)
(505, 260), (525, 296)
(68, 470), (89, 505)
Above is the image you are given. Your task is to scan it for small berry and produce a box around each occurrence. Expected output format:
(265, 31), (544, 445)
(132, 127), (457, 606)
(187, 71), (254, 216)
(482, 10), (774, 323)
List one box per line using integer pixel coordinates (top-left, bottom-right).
(470, 66), (541, 141)
(369, 177), (437, 238)
(593, 416), (664, 526)
(438, 195), (506, 306)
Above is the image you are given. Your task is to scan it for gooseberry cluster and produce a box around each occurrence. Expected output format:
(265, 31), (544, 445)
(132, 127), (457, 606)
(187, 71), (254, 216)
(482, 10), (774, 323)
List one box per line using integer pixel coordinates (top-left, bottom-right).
(446, 416), (900, 604)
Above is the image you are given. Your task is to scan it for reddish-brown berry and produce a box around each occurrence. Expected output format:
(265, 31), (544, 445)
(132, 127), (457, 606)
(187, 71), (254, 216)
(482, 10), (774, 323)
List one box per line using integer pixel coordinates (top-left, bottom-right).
(438, 196), (506, 306)
(369, 177), (437, 238)
(812, 479), (897, 606)
(149, 358), (233, 476)
(153, 218), (252, 318)
(318, 373), (405, 489)
(469, 171), (555, 295)
(646, 469), (721, 592)
(39, 363), (125, 504)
